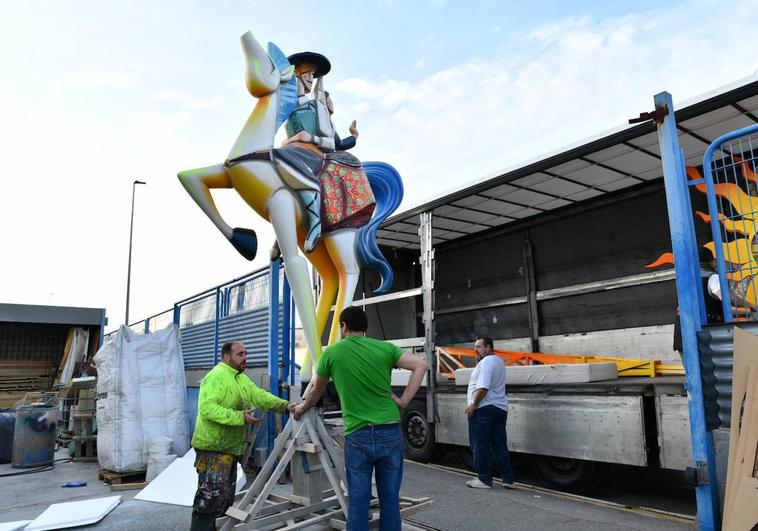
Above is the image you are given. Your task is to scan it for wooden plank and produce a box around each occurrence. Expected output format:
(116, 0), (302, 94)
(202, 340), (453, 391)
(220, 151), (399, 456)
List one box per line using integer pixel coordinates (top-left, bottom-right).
(224, 507), (249, 522)
(218, 421), (299, 530)
(723, 328), (758, 526)
(241, 425), (305, 522)
(306, 418), (348, 516)
(246, 497), (339, 529)
(724, 366), (758, 529)
(276, 509), (341, 530)
(328, 518), (348, 530)
(98, 469), (147, 484)
(366, 498), (434, 529)
(315, 416), (347, 483)
(294, 442), (321, 453)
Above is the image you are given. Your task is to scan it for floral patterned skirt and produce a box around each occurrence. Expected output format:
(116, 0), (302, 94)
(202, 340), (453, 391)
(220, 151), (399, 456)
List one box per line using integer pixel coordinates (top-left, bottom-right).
(319, 161), (376, 232)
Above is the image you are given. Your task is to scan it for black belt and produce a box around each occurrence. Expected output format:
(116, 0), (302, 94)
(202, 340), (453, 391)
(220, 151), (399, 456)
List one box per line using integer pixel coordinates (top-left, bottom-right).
(225, 150), (272, 168)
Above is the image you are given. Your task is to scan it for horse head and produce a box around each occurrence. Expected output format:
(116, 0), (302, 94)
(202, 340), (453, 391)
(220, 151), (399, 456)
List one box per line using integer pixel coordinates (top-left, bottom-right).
(240, 31), (294, 98)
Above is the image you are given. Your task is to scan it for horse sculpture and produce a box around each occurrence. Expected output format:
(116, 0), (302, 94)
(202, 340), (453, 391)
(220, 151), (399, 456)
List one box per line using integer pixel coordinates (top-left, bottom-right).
(178, 31), (403, 380)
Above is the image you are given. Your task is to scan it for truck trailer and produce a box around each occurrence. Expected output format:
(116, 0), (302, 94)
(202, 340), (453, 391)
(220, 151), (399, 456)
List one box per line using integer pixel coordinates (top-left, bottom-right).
(341, 75), (758, 491)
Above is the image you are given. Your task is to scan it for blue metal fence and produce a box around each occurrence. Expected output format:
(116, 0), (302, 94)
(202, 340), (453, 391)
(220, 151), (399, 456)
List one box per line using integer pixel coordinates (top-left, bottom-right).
(173, 267), (285, 368)
(124, 260), (297, 461)
(702, 125), (758, 323)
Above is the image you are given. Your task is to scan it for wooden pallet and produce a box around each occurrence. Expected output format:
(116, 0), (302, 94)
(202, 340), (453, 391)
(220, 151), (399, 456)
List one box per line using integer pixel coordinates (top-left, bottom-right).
(72, 437), (97, 462)
(98, 469), (147, 485)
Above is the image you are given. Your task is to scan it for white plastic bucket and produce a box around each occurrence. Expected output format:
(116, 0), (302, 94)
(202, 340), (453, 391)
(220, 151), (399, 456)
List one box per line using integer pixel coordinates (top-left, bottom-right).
(148, 436), (173, 456)
(145, 453), (177, 482)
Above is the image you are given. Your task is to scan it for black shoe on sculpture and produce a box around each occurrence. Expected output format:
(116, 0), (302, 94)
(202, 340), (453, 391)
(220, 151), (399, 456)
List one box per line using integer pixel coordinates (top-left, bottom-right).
(230, 228), (258, 261)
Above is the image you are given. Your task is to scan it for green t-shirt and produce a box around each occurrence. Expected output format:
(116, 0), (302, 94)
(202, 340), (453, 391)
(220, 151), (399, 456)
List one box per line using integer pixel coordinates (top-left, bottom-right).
(316, 336), (404, 435)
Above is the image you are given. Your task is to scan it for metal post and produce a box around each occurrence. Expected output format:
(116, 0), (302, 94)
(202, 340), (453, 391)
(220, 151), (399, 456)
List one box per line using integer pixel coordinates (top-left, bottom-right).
(98, 309), (107, 348)
(419, 212), (437, 424)
(213, 287), (221, 365)
(172, 303), (180, 327)
(522, 234), (540, 352)
(654, 91), (719, 530)
(125, 179), (146, 325)
(267, 259), (281, 455)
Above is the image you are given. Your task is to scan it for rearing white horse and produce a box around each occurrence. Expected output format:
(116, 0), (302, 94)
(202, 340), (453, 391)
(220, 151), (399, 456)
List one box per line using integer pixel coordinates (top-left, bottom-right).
(178, 31), (402, 379)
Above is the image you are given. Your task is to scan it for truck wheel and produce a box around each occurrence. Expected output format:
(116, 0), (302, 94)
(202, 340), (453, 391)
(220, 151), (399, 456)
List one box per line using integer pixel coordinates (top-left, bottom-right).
(529, 455), (602, 493)
(401, 402), (436, 462)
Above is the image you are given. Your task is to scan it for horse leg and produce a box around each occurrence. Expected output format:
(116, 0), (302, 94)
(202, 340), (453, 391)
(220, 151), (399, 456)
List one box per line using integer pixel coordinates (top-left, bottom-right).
(267, 189), (321, 380)
(305, 242), (339, 344)
(323, 229), (361, 344)
(178, 164), (257, 260)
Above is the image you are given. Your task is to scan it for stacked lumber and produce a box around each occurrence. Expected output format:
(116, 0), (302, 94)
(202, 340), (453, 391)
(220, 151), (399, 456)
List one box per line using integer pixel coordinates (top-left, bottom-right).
(0, 361), (54, 408)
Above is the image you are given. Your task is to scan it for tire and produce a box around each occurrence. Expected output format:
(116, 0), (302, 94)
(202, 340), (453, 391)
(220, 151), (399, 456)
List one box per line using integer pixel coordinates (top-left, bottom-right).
(401, 401), (436, 462)
(529, 455), (603, 493)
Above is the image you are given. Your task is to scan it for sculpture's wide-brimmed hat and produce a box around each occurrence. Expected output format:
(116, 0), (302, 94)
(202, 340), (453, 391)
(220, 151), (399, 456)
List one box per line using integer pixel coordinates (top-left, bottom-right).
(288, 51), (331, 77)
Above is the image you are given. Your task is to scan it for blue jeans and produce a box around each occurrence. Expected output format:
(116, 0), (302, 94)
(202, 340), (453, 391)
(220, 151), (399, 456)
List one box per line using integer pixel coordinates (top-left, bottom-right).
(468, 405), (515, 486)
(344, 423), (404, 531)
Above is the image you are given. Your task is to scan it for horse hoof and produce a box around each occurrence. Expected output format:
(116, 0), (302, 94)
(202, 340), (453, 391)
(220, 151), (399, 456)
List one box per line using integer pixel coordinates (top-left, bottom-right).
(230, 228), (257, 261)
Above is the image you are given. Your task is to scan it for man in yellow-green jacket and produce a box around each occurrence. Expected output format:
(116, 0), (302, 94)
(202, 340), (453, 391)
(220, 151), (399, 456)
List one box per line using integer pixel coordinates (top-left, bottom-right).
(190, 340), (294, 531)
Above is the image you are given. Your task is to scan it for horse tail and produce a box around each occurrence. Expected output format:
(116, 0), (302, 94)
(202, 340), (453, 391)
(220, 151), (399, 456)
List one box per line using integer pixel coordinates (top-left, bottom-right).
(358, 161), (404, 294)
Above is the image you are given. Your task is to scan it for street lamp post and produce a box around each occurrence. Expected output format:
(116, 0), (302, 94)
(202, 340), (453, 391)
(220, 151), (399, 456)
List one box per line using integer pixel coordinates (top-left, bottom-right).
(125, 180), (146, 325)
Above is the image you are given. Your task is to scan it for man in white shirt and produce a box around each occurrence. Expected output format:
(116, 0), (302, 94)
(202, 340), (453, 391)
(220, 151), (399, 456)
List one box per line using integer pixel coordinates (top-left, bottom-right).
(465, 336), (515, 489)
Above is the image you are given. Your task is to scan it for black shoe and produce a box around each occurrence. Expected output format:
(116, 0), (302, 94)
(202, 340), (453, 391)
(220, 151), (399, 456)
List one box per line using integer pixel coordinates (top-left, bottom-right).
(230, 228), (257, 261)
(190, 511), (218, 531)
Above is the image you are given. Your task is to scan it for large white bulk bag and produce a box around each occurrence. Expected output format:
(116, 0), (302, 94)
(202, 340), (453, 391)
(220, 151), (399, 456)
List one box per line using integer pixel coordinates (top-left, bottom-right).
(96, 324), (189, 472)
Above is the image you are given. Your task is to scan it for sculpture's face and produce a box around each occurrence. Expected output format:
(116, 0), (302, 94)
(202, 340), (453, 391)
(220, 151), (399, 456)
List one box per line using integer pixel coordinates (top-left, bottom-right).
(298, 69), (314, 94)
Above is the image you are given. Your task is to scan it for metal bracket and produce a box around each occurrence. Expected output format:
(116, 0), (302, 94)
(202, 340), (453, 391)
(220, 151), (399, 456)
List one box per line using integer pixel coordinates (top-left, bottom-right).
(629, 104), (669, 124)
(685, 460), (710, 486)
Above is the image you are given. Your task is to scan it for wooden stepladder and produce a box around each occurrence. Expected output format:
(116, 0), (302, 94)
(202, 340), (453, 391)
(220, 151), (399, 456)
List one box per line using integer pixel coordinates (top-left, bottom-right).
(218, 409), (348, 530)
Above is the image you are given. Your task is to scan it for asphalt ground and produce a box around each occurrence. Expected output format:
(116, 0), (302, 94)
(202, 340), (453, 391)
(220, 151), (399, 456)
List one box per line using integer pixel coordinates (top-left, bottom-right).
(431, 446), (697, 517)
(0, 448), (695, 530)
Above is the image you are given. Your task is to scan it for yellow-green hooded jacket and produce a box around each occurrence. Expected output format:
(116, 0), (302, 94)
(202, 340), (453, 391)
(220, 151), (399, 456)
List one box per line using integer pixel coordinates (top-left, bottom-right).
(191, 362), (288, 455)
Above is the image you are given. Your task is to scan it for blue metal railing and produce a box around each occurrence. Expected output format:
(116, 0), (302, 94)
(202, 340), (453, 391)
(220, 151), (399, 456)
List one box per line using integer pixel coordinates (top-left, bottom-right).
(702, 124), (758, 323)
(112, 262), (298, 461)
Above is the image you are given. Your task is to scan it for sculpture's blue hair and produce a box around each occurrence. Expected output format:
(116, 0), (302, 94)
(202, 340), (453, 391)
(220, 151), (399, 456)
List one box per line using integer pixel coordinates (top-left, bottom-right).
(267, 42), (297, 132)
(357, 162), (404, 294)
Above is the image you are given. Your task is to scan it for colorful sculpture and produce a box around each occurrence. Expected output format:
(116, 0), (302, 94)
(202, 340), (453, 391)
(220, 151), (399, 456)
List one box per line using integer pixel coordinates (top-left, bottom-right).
(178, 31), (403, 380)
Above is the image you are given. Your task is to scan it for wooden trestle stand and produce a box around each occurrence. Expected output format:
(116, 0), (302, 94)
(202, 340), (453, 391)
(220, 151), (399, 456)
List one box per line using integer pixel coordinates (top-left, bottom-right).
(217, 406), (432, 530)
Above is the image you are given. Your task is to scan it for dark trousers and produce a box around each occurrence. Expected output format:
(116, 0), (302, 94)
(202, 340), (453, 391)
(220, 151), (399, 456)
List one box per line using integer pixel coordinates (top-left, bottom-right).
(191, 450), (239, 531)
(467, 405), (515, 486)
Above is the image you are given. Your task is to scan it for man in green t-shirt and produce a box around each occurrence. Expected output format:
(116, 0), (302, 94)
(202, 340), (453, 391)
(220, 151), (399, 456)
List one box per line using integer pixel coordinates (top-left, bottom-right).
(293, 306), (427, 530)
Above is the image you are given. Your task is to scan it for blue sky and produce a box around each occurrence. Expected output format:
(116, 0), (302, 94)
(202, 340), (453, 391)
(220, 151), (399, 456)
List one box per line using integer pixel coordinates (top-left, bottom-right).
(1, 0), (755, 326)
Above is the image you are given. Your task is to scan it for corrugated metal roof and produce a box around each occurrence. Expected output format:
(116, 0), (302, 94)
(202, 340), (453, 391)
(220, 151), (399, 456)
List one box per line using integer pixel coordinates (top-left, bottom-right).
(378, 75), (758, 249)
(0, 303), (105, 326)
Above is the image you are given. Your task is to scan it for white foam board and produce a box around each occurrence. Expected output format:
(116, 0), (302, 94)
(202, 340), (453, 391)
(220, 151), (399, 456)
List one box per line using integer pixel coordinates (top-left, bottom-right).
(390, 369), (428, 387)
(134, 448), (245, 506)
(0, 521), (32, 531)
(25, 496), (121, 530)
(455, 362), (618, 386)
